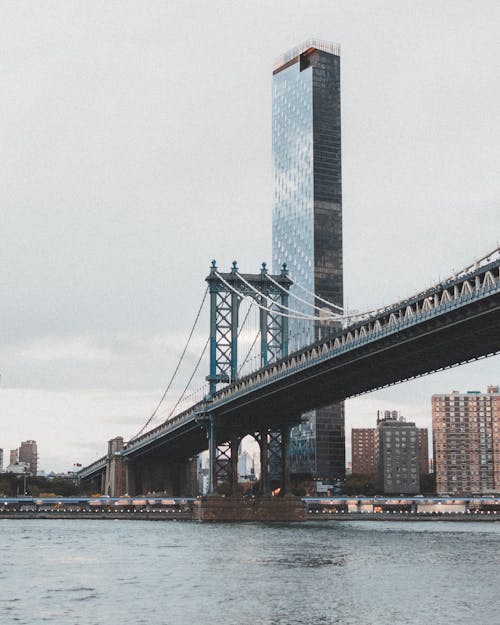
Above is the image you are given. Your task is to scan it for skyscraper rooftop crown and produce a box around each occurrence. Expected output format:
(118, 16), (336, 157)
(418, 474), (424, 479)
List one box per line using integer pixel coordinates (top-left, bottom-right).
(273, 38), (340, 72)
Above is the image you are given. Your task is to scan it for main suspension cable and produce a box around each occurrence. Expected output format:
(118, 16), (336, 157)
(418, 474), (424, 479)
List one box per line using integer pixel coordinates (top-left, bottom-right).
(234, 270), (323, 319)
(166, 335), (210, 421)
(287, 272), (344, 311)
(130, 286), (209, 441)
(215, 271), (317, 320)
(264, 271), (344, 316)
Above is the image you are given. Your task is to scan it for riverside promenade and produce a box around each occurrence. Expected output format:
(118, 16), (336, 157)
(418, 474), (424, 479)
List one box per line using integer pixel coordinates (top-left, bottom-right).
(1, 495), (500, 521)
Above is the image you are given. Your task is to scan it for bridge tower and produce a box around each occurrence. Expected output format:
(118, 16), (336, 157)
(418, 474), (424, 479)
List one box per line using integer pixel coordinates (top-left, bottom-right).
(205, 261), (294, 495)
(206, 260), (291, 395)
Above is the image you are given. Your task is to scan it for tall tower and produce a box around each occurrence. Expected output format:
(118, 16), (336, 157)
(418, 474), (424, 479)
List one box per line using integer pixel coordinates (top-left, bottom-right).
(272, 40), (344, 482)
(18, 440), (37, 475)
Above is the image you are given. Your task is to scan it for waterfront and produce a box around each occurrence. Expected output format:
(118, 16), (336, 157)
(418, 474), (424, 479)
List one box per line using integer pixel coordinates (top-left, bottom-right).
(1, 520), (499, 624)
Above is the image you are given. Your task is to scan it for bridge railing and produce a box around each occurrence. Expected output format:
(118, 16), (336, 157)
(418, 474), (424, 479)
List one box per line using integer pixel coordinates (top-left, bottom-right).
(78, 456), (108, 479)
(123, 402), (208, 455)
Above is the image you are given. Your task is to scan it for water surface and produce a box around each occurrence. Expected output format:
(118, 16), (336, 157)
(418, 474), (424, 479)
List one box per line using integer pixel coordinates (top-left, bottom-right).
(1, 519), (499, 624)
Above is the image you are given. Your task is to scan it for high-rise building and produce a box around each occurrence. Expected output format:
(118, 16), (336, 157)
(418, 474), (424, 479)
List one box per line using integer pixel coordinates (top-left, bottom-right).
(272, 39), (344, 482)
(433, 386), (500, 495)
(376, 414), (420, 495)
(18, 440), (37, 475)
(351, 429), (377, 474)
(0, 448), (3, 473)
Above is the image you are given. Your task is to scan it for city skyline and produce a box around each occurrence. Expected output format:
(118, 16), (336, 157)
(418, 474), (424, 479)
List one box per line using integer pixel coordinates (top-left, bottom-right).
(1, 2), (499, 472)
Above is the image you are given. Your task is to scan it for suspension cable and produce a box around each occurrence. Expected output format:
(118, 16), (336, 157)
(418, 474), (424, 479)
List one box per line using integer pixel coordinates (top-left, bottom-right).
(214, 271), (319, 320)
(166, 335), (210, 421)
(238, 303), (253, 337)
(130, 286), (209, 440)
(286, 273), (344, 311)
(230, 272), (318, 321)
(238, 328), (261, 376)
(235, 270), (326, 319)
(264, 271), (344, 316)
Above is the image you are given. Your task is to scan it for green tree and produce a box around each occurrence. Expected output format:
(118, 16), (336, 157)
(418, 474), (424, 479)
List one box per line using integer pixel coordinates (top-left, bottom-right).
(340, 472), (376, 495)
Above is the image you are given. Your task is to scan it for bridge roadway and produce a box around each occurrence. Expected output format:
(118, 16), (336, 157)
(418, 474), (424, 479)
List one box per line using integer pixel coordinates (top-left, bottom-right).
(79, 252), (500, 484)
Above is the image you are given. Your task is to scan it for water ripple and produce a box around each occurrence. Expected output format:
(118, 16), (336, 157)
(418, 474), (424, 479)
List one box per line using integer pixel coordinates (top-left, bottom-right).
(0, 519), (499, 625)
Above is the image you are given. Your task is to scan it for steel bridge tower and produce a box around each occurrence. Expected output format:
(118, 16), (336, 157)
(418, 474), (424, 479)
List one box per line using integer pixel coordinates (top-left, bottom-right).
(204, 261), (293, 495)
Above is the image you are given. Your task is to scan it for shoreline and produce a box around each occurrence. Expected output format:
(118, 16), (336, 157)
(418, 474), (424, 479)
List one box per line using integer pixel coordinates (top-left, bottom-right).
(1, 511), (499, 522)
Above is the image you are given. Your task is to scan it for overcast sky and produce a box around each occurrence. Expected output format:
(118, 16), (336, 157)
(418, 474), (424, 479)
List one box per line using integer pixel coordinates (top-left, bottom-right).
(1, 1), (499, 472)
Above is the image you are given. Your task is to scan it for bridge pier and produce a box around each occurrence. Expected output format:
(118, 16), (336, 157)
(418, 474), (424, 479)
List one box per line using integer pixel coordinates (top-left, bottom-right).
(103, 437), (126, 497)
(193, 494), (306, 522)
(280, 425), (292, 495)
(258, 432), (269, 494)
(125, 459), (135, 496)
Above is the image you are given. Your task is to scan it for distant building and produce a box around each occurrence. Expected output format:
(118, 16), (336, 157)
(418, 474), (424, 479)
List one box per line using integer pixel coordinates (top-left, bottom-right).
(352, 411), (428, 485)
(351, 429), (377, 474)
(6, 461), (30, 474)
(376, 414), (420, 495)
(238, 451), (255, 481)
(18, 440), (38, 475)
(9, 449), (18, 465)
(433, 386), (500, 495)
(0, 448), (3, 473)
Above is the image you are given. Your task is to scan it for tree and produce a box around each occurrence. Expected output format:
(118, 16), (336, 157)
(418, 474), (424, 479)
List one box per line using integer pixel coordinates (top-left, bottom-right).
(340, 472), (376, 495)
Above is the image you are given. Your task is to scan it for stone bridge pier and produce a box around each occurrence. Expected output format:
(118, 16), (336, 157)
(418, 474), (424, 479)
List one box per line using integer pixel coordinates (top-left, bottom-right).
(196, 416), (305, 521)
(207, 415), (293, 497)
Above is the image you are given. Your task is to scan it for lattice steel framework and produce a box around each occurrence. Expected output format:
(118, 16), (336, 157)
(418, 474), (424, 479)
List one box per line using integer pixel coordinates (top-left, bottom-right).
(206, 261), (292, 396)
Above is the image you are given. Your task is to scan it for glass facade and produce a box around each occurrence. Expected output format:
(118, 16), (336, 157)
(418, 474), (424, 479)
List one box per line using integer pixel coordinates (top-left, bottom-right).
(273, 62), (315, 348)
(272, 41), (345, 482)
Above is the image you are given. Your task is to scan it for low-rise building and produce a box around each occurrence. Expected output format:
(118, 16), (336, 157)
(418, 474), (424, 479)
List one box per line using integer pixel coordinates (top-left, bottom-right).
(352, 429), (377, 474)
(376, 415), (420, 495)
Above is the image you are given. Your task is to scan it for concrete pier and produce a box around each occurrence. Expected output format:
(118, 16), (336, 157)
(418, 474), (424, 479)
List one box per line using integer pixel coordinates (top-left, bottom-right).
(193, 494), (307, 522)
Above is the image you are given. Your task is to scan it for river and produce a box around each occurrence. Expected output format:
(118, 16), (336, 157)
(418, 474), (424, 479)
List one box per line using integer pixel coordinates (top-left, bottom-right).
(1, 519), (499, 624)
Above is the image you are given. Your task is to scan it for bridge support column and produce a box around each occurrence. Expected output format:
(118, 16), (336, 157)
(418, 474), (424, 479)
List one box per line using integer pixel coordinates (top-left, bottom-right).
(208, 414), (217, 495)
(280, 425), (292, 495)
(256, 429), (285, 495)
(230, 434), (241, 496)
(258, 432), (270, 495)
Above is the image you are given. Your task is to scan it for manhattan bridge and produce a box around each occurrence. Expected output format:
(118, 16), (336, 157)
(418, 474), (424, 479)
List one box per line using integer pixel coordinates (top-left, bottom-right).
(79, 245), (500, 501)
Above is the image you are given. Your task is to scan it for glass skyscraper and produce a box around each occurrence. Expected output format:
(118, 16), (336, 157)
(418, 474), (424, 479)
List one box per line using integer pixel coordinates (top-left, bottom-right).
(272, 40), (344, 483)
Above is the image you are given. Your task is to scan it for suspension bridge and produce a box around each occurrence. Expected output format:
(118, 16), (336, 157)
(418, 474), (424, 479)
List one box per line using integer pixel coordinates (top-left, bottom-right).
(79, 246), (500, 513)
